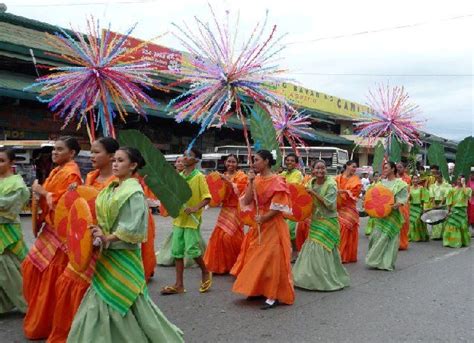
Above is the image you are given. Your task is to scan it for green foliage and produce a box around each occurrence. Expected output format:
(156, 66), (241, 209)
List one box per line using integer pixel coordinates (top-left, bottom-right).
(427, 142), (449, 180)
(372, 141), (385, 174)
(389, 136), (401, 163)
(407, 144), (420, 175)
(454, 136), (474, 179)
(250, 104), (282, 170)
(118, 130), (192, 217)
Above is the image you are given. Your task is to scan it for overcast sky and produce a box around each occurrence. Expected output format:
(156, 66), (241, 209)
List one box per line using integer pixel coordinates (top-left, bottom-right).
(5, 0), (473, 141)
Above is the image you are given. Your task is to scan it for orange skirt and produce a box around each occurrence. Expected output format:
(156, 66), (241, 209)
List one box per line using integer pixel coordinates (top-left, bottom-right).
(22, 249), (69, 340)
(399, 204), (410, 250)
(231, 214), (294, 305)
(204, 225), (244, 274)
(295, 220), (310, 252)
(141, 211), (156, 282)
(338, 206), (359, 263)
(47, 267), (90, 343)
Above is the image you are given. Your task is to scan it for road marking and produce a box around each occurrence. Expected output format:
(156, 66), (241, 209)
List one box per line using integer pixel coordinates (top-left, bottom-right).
(431, 247), (470, 262)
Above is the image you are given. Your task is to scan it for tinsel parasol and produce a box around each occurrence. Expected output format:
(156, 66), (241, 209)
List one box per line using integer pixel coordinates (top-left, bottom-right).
(166, 5), (294, 155)
(271, 105), (316, 154)
(356, 84), (423, 156)
(27, 18), (160, 140)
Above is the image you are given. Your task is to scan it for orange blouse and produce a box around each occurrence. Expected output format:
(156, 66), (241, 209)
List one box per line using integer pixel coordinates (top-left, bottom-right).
(223, 170), (248, 208)
(42, 161), (82, 226)
(335, 174), (362, 208)
(85, 169), (117, 191)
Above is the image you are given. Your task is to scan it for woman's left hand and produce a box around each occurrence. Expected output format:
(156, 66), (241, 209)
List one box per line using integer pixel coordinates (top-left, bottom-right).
(90, 225), (105, 240)
(255, 215), (265, 225)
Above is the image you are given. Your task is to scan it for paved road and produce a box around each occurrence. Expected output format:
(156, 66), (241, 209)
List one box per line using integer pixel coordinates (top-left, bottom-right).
(1, 209), (473, 342)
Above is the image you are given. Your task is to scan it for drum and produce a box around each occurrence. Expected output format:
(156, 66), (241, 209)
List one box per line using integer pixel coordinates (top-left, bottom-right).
(206, 172), (228, 207)
(364, 184), (395, 218)
(283, 183), (313, 222)
(54, 186), (99, 242)
(421, 209), (449, 225)
(67, 198), (94, 273)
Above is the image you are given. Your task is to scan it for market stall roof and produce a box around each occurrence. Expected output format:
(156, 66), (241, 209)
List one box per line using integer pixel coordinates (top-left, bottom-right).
(0, 70), (353, 145)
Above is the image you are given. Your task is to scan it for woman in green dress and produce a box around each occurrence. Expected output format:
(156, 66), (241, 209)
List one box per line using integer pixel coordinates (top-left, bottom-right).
(0, 148), (30, 314)
(443, 176), (472, 248)
(408, 175), (430, 242)
(365, 162), (408, 271)
(293, 160), (350, 291)
(68, 147), (183, 343)
(428, 174), (452, 240)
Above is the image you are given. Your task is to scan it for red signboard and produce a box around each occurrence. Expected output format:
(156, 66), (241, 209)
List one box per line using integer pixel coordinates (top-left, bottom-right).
(108, 31), (182, 71)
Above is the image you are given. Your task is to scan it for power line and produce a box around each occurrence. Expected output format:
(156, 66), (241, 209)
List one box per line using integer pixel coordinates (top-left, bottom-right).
(287, 14), (473, 45)
(288, 73), (473, 77)
(9, 0), (157, 7)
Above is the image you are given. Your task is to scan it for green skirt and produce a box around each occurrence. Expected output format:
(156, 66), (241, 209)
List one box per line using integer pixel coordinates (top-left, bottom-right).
(293, 240), (350, 291)
(67, 288), (184, 343)
(365, 230), (400, 271)
(286, 219), (297, 241)
(365, 217), (375, 236)
(408, 204), (429, 242)
(156, 230), (205, 267)
(0, 250), (27, 313)
(443, 208), (470, 248)
(431, 222), (445, 240)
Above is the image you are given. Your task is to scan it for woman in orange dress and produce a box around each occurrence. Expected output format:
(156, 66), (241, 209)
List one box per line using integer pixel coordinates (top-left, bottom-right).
(22, 136), (83, 340)
(397, 162), (412, 250)
(134, 173), (158, 281)
(204, 154), (247, 274)
(335, 160), (362, 263)
(295, 170), (316, 251)
(231, 150), (294, 310)
(47, 137), (118, 343)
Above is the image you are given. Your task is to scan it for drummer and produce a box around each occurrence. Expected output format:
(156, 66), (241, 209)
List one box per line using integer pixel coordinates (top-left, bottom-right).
(428, 173), (452, 240)
(204, 154), (248, 274)
(48, 137), (119, 343)
(442, 175), (472, 248)
(22, 136), (83, 340)
(365, 162), (408, 271)
(280, 153), (304, 261)
(0, 149), (30, 314)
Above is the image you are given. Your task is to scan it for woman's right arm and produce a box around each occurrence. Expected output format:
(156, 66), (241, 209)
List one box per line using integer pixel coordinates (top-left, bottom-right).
(242, 170), (255, 206)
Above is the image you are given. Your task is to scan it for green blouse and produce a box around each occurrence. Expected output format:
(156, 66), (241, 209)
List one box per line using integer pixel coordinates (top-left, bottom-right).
(308, 176), (338, 219)
(410, 186), (429, 205)
(429, 181), (452, 203)
(380, 178), (409, 205)
(446, 187), (472, 208)
(96, 178), (148, 250)
(0, 174), (30, 224)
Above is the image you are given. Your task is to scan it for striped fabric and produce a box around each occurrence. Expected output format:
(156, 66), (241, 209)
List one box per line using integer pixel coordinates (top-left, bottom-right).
(0, 223), (28, 260)
(443, 207), (470, 248)
(408, 203), (429, 241)
(216, 207), (242, 236)
(373, 210), (404, 239)
(309, 217), (340, 251)
(26, 225), (66, 272)
(92, 249), (146, 316)
(338, 205), (359, 231)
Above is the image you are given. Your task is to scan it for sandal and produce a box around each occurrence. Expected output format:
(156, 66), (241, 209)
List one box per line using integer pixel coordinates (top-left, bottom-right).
(160, 285), (186, 295)
(199, 273), (213, 293)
